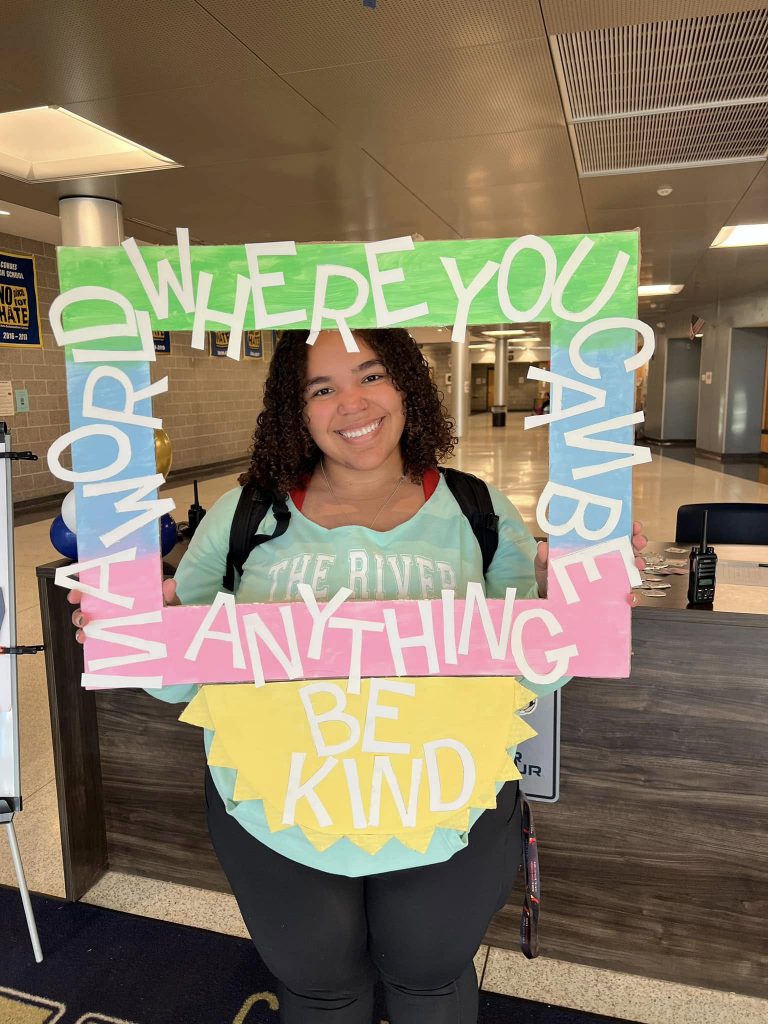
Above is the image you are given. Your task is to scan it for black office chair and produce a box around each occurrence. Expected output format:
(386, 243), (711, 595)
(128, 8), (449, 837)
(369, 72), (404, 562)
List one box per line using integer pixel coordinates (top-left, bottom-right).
(675, 503), (768, 545)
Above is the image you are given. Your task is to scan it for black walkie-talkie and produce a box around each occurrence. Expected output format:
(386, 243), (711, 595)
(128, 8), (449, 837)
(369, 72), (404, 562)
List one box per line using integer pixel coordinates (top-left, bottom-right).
(185, 479), (207, 539)
(687, 509), (717, 605)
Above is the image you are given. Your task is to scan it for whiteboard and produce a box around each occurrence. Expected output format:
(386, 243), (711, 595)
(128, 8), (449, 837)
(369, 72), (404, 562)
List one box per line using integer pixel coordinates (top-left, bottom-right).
(0, 425), (20, 805)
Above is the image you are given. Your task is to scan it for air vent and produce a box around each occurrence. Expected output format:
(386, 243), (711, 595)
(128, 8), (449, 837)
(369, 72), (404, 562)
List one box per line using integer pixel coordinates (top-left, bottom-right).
(575, 102), (768, 174)
(553, 9), (768, 175)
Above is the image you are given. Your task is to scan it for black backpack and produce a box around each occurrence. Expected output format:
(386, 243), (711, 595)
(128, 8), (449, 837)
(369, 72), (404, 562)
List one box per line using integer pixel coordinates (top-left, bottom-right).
(222, 467), (499, 593)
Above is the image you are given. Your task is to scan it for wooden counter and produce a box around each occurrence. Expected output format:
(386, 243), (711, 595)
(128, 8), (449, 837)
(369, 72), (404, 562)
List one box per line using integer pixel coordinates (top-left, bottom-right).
(37, 546), (768, 998)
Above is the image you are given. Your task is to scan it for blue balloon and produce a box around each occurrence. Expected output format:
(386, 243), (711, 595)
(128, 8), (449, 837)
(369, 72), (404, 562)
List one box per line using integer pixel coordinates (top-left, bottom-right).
(50, 515), (78, 560)
(160, 514), (178, 556)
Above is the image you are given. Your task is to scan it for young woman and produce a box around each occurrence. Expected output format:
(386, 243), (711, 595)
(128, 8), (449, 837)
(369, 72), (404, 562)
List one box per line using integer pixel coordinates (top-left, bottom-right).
(71, 328), (646, 1023)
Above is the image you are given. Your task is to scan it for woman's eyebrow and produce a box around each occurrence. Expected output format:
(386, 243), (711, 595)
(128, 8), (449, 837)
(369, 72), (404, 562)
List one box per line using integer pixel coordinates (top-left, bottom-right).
(304, 360), (385, 390)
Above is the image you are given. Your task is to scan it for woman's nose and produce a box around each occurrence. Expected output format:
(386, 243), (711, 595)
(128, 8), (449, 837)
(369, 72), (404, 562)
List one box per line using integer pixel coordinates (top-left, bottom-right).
(337, 385), (367, 413)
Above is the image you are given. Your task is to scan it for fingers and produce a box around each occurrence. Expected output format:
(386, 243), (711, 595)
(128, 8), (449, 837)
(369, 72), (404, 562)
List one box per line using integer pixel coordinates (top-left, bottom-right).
(629, 592), (640, 607)
(162, 578), (181, 607)
(632, 522), (649, 551)
(69, 581), (180, 650)
(534, 540), (548, 567)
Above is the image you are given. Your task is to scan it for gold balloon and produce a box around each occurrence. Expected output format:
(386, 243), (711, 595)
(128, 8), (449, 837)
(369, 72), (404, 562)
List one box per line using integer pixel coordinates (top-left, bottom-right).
(154, 428), (173, 477)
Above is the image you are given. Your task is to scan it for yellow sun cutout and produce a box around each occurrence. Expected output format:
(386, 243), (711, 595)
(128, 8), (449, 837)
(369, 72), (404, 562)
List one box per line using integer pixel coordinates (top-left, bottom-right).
(181, 675), (536, 855)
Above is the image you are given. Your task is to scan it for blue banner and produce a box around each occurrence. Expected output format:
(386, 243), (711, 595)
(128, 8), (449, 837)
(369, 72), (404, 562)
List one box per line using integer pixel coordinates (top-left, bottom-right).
(0, 250), (41, 348)
(209, 330), (229, 358)
(210, 329), (269, 358)
(244, 330), (264, 358)
(152, 330), (171, 353)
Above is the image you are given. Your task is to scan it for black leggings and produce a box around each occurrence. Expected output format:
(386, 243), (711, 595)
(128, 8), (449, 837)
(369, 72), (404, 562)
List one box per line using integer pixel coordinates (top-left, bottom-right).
(205, 769), (522, 1024)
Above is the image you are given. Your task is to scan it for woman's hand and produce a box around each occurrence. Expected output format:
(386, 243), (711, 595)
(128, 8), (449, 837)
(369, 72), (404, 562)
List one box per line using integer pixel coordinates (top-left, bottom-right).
(533, 521), (648, 601)
(68, 578), (181, 644)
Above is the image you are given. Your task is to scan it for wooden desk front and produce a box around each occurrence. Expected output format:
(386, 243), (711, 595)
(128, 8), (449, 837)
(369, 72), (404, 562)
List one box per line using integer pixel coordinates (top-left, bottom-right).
(36, 548), (768, 998)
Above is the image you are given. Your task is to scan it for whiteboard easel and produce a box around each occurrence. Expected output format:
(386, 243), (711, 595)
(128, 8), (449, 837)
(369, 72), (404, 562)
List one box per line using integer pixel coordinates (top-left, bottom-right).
(1, 422), (43, 962)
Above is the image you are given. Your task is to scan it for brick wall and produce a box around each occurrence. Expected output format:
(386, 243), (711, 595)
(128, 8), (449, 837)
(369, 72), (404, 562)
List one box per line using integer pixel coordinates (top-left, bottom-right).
(1, 231), (269, 504)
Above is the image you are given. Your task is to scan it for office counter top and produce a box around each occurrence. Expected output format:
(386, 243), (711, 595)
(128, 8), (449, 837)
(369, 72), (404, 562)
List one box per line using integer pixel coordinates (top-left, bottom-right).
(36, 544), (768, 999)
(633, 541), (768, 615)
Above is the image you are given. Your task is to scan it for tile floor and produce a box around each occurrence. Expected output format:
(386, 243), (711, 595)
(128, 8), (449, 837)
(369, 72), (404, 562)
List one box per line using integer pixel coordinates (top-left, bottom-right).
(3, 412), (768, 1023)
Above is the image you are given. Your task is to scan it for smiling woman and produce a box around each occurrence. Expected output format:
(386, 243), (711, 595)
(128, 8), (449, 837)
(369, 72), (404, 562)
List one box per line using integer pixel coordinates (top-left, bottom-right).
(149, 323), (551, 1022)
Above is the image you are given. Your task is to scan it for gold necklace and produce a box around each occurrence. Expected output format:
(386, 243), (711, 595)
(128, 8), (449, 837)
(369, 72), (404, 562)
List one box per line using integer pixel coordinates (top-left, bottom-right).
(320, 459), (406, 530)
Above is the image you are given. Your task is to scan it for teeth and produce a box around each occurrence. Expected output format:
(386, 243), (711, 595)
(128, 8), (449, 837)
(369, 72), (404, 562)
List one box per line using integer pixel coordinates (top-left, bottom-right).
(339, 419), (380, 439)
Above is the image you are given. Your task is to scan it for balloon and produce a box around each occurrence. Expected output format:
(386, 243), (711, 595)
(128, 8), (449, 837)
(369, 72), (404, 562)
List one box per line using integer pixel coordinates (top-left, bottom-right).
(160, 514), (178, 556)
(154, 428), (173, 477)
(61, 490), (77, 532)
(50, 515), (78, 560)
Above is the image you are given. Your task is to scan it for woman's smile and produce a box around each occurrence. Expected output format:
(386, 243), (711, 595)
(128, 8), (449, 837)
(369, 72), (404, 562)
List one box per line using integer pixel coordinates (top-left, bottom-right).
(336, 417), (385, 442)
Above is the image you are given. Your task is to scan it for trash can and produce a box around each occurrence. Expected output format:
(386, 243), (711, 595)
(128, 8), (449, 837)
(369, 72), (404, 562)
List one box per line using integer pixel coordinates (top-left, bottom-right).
(491, 404), (506, 427)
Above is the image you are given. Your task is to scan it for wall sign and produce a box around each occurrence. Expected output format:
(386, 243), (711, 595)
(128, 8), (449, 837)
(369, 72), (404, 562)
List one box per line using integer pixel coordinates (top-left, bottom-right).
(0, 251), (42, 348)
(244, 329), (264, 358)
(152, 330), (170, 353)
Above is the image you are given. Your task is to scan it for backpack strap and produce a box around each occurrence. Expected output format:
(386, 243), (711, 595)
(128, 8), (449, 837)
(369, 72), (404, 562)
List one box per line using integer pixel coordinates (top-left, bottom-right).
(223, 482), (291, 592)
(440, 467), (499, 576)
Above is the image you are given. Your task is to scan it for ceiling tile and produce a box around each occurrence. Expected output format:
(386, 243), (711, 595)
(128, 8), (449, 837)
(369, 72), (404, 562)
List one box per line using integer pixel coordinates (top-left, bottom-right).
(426, 179), (588, 238)
(589, 200), (735, 240)
(725, 162), (768, 221)
(0, 178), (62, 217)
(119, 167), (456, 244)
(637, 245), (701, 286)
(200, 0), (545, 73)
(283, 37), (565, 146)
(581, 163), (763, 213)
(66, 77), (342, 167)
(369, 127), (577, 195)
(671, 244), (768, 306)
(0, 0), (259, 108)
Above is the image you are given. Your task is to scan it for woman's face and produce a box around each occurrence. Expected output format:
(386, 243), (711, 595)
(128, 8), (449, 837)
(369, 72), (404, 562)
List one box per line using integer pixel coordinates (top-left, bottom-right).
(303, 330), (406, 475)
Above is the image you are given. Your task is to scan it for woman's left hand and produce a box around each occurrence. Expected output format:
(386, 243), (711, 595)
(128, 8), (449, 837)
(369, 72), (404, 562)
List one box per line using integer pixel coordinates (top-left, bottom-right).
(534, 521), (648, 602)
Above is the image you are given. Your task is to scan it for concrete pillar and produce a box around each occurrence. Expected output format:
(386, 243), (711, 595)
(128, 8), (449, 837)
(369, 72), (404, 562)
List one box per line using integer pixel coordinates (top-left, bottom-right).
(59, 196), (124, 246)
(450, 337), (470, 440)
(492, 336), (507, 427)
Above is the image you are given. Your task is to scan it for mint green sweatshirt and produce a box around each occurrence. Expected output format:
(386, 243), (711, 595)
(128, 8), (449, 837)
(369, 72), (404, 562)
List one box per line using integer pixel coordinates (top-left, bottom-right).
(152, 474), (543, 875)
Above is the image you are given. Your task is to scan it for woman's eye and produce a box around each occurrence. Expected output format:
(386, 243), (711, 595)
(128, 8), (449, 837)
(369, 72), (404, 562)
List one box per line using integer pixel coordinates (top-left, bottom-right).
(363, 373), (386, 384)
(309, 386), (333, 398)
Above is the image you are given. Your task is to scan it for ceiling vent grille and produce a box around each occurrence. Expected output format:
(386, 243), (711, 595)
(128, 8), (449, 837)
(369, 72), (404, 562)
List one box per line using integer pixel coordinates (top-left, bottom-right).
(553, 8), (768, 175)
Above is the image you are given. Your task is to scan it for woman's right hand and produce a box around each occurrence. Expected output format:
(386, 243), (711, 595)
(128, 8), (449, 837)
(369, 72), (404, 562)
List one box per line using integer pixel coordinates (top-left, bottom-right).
(68, 578), (181, 644)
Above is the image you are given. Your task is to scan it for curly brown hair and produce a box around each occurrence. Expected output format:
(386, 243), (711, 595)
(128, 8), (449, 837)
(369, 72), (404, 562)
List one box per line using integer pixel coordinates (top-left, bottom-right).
(239, 329), (456, 494)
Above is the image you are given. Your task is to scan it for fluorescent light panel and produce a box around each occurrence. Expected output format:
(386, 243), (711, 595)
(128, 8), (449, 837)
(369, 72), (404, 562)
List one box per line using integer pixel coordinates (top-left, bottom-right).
(481, 329), (527, 337)
(638, 284), (684, 297)
(711, 224), (768, 248)
(0, 106), (181, 183)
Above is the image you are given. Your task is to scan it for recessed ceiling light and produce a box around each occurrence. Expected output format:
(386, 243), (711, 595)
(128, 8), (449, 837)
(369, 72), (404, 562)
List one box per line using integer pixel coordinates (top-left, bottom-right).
(0, 106), (181, 183)
(711, 224), (768, 248)
(481, 329), (527, 337)
(638, 284), (684, 297)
